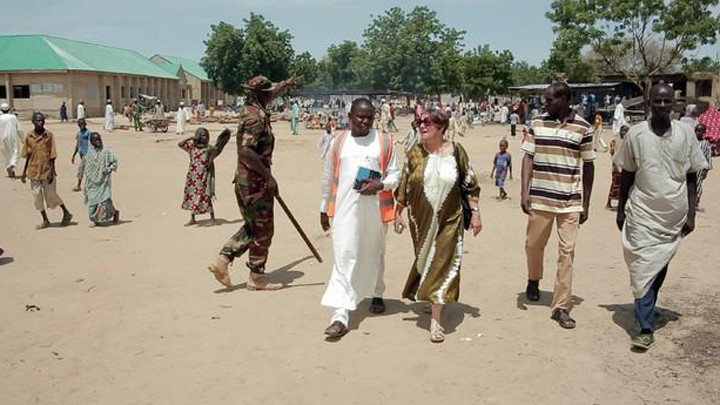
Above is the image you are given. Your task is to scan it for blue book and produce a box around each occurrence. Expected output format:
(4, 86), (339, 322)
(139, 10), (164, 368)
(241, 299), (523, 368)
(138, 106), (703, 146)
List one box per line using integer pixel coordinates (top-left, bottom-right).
(354, 166), (382, 190)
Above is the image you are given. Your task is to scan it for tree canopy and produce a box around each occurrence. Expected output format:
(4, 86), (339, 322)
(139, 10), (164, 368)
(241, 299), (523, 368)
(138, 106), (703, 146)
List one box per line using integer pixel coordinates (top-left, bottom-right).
(547, 0), (720, 88)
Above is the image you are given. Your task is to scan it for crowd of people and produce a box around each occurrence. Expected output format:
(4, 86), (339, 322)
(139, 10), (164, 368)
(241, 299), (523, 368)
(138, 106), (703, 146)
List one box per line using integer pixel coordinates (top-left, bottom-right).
(0, 78), (716, 351)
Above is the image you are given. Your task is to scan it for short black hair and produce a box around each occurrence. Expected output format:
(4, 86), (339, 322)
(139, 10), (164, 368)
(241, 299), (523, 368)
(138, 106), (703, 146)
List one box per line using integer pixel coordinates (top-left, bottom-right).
(350, 98), (374, 114)
(548, 82), (571, 101)
(32, 111), (45, 121)
(650, 83), (674, 100)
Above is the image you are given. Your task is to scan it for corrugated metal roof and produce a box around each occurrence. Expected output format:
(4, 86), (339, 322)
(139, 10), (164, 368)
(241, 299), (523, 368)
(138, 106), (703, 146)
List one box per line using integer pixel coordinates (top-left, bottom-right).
(0, 35), (178, 79)
(508, 82), (622, 91)
(150, 54), (210, 82)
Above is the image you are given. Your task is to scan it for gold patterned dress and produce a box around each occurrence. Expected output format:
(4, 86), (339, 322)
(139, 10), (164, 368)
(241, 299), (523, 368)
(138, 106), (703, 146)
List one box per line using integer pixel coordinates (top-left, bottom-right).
(395, 143), (480, 304)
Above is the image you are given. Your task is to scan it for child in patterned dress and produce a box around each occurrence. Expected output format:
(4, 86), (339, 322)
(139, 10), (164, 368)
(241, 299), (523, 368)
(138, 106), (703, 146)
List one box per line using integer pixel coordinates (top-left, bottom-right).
(178, 127), (231, 225)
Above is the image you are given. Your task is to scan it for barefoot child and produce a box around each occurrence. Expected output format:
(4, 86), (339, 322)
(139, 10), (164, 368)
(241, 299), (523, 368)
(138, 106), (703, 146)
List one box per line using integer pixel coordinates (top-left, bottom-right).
(83, 132), (120, 227)
(179, 127), (231, 225)
(491, 139), (512, 199)
(71, 118), (90, 191)
(20, 112), (73, 229)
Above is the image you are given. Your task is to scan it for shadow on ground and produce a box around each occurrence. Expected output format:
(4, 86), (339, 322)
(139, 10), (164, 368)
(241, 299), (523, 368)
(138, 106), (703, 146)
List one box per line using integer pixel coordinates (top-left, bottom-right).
(516, 291), (585, 310)
(213, 255), (320, 293)
(598, 303), (682, 337)
(347, 299), (480, 336)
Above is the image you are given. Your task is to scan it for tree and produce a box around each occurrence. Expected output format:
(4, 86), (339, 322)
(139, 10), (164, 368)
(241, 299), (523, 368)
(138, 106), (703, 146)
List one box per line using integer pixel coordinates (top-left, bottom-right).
(291, 51), (318, 88)
(240, 13), (295, 82)
(462, 45), (515, 99)
(201, 22), (245, 95)
(314, 41), (368, 89)
(543, 30), (596, 82)
(512, 61), (546, 86)
(201, 14), (295, 95)
(683, 56), (720, 73)
(547, 0), (720, 109)
(362, 6), (466, 95)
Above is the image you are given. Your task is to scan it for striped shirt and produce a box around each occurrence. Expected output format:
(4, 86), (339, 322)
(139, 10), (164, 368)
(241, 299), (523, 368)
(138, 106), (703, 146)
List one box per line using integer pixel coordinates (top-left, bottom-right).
(522, 113), (596, 213)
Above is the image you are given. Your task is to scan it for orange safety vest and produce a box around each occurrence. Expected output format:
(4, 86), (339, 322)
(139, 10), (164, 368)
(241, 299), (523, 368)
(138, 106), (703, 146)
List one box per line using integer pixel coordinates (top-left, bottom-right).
(327, 130), (395, 223)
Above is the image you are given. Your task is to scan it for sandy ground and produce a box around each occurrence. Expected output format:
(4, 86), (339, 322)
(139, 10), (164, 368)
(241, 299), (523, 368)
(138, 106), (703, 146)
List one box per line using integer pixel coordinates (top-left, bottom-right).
(0, 114), (718, 405)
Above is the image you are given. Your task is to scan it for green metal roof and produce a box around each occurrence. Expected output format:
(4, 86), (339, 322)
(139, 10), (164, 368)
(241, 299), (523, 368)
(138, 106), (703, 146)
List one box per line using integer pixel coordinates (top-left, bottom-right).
(150, 54), (210, 82)
(0, 35), (178, 79)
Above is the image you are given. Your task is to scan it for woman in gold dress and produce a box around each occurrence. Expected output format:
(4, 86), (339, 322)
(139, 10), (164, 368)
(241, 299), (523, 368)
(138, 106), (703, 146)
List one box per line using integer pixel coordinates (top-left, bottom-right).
(394, 109), (482, 343)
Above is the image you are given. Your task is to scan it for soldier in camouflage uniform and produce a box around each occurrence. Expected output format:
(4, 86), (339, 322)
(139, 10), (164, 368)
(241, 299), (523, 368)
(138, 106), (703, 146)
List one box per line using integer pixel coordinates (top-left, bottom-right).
(132, 99), (144, 132)
(208, 75), (295, 290)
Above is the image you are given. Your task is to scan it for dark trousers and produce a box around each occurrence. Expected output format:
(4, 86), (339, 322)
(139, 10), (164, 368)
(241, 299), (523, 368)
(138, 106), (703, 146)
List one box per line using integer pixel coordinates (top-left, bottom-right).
(511, 124), (517, 136)
(634, 266), (668, 332)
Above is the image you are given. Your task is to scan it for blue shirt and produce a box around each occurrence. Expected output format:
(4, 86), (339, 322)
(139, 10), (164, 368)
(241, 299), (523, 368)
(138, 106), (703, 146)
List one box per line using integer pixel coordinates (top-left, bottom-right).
(76, 129), (90, 156)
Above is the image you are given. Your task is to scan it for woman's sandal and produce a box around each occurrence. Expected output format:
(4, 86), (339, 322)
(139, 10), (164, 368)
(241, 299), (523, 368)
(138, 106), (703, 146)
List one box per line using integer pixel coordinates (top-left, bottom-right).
(430, 319), (445, 343)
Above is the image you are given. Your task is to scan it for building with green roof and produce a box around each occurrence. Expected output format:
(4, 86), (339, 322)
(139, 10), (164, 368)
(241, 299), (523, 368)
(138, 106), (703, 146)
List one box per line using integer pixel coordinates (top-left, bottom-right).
(149, 54), (229, 107)
(0, 34), (181, 118)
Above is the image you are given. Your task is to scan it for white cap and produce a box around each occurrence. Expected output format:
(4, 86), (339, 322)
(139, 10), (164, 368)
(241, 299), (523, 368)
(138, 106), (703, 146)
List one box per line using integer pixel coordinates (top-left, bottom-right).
(0, 103), (9, 111)
(381, 98), (386, 103)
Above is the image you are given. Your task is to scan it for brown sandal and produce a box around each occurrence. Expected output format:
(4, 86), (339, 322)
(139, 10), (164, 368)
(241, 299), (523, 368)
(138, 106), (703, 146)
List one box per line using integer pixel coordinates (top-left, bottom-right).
(551, 309), (576, 329)
(324, 321), (348, 340)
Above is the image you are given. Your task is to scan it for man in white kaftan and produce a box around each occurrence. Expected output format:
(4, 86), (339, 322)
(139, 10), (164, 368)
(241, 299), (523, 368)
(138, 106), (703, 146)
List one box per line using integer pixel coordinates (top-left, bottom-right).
(77, 101), (86, 120)
(0, 103), (23, 177)
(104, 100), (114, 132)
(500, 104), (509, 124)
(319, 98), (399, 340)
(612, 102), (626, 135)
(614, 84), (708, 351)
(176, 102), (187, 134)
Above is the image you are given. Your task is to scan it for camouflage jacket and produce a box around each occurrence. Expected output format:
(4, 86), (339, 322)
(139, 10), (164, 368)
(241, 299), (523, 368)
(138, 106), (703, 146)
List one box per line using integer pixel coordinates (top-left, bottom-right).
(236, 99), (274, 170)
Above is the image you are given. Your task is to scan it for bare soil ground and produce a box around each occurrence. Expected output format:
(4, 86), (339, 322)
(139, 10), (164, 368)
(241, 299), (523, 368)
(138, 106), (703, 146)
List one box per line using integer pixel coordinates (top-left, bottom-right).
(0, 114), (718, 404)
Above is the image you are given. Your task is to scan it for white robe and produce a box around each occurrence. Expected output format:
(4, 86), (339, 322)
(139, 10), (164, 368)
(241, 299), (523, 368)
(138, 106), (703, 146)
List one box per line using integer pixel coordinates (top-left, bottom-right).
(176, 107), (187, 134)
(104, 104), (114, 132)
(0, 113), (22, 170)
(77, 104), (85, 120)
(500, 106), (509, 124)
(612, 103), (626, 134)
(320, 130), (399, 311)
(613, 121), (708, 298)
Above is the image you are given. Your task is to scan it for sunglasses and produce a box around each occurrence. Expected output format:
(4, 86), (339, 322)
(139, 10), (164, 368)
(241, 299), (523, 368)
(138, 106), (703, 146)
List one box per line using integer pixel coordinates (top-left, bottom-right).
(418, 118), (437, 126)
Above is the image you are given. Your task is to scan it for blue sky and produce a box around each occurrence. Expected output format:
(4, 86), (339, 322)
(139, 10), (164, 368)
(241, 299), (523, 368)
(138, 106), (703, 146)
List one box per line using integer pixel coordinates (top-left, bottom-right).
(3, 0), (718, 65)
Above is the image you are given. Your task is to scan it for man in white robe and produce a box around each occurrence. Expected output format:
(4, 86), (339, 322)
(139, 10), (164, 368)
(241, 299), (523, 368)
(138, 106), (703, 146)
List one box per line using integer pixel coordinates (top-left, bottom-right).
(500, 104), (509, 124)
(0, 103), (23, 177)
(77, 100), (86, 120)
(104, 100), (114, 132)
(614, 84), (708, 351)
(176, 102), (187, 134)
(612, 101), (626, 135)
(319, 98), (399, 340)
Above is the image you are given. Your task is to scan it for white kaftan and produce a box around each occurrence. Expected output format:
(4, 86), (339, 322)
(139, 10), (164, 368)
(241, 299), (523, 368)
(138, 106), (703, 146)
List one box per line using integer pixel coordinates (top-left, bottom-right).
(104, 104), (114, 132)
(0, 113), (22, 170)
(500, 106), (509, 124)
(612, 104), (626, 134)
(176, 107), (187, 134)
(320, 130), (399, 311)
(613, 121), (708, 298)
(77, 104), (85, 120)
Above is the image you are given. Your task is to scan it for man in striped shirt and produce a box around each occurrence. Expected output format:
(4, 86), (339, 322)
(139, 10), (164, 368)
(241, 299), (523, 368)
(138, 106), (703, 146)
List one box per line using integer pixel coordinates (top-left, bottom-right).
(520, 82), (596, 329)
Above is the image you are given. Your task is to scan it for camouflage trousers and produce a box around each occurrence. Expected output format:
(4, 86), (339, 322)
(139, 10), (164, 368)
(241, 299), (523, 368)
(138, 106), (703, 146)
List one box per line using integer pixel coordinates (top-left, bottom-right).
(133, 115), (143, 131)
(220, 171), (274, 273)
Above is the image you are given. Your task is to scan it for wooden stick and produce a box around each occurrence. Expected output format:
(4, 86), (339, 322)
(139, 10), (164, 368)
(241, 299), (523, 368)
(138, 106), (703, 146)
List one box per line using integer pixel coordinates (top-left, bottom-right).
(275, 192), (323, 263)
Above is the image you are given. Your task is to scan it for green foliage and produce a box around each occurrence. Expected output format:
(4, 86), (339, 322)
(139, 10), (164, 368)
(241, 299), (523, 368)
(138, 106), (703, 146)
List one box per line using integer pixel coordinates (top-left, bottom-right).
(683, 56), (720, 73)
(201, 13), (295, 95)
(201, 22), (245, 95)
(313, 41), (368, 89)
(512, 61), (546, 86)
(542, 30), (596, 82)
(462, 45), (515, 99)
(547, 0), (720, 85)
(361, 6), (466, 95)
(240, 13), (295, 82)
(291, 52), (318, 88)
